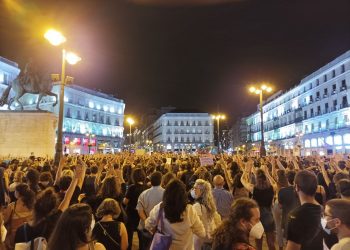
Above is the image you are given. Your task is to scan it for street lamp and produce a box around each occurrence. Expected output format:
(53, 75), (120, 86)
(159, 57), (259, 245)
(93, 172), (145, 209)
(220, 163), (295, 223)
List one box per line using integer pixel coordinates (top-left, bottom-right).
(249, 83), (273, 157)
(86, 133), (95, 154)
(45, 29), (81, 163)
(211, 114), (226, 152)
(126, 117), (135, 148)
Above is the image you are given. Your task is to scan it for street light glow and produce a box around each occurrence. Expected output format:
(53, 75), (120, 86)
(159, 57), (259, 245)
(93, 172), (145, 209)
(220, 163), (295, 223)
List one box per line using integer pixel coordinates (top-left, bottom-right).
(249, 86), (256, 93)
(255, 89), (261, 94)
(126, 117), (135, 125)
(261, 84), (267, 90)
(44, 29), (66, 46)
(267, 87), (272, 92)
(66, 52), (81, 65)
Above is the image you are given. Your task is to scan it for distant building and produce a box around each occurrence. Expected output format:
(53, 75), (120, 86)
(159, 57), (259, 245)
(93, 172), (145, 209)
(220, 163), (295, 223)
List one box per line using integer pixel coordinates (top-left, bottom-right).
(148, 111), (214, 152)
(0, 56), (125, 154)
(245, 50), (350, 156)
(230, 117), (248, 149)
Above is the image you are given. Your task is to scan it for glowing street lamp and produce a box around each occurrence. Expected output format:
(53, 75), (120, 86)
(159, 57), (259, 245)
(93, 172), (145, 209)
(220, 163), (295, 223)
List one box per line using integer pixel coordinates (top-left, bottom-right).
(248, 83), (274, 157)
(45, 29), (81, 162)
(126, 117), (135, 148)
(211, 114), (226, 152)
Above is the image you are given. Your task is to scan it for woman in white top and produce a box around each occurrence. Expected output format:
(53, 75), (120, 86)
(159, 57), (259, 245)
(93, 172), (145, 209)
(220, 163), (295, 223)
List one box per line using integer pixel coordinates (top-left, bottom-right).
(191, 179), (221, 250)
(145, 179), (206, 250)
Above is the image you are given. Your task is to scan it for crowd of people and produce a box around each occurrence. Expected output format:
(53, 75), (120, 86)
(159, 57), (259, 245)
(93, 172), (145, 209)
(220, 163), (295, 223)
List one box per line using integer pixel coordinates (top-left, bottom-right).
(0, 152), (349, 250)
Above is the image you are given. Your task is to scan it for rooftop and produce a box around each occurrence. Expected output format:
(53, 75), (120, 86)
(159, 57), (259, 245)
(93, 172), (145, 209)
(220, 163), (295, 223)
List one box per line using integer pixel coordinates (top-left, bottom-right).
(67, 84), (124, 103)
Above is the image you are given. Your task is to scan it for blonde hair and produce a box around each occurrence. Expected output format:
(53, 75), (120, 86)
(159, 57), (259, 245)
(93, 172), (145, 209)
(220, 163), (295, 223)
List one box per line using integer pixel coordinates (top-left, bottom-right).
(194, 179), (217, 219)
(14, 171), (25, 183)
(96, 198), (121, 218)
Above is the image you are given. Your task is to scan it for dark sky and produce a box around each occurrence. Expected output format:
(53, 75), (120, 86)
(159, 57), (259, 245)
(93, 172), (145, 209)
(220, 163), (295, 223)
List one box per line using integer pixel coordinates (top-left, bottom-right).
(1, 0), (350, 125)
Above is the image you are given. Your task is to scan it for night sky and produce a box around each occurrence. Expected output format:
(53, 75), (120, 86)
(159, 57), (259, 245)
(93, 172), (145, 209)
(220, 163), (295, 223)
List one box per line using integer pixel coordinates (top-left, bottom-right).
(1, 0), (350, 125)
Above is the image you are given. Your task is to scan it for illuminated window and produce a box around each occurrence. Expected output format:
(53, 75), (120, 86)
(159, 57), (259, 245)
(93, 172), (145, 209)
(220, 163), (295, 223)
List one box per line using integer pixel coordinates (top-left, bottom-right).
(89, 101), (94, 108)
(343, 134), (350, 144)
(326, 136), (333, 145)
(311, 138), (317, 147)
(305, 139), (310, 148)
(318, 137), (325, 146)
(334, 135), (342, 145)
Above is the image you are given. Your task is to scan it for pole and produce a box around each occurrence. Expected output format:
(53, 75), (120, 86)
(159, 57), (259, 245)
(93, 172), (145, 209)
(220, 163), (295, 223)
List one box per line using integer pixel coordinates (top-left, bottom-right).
(260, 91), (266, 157)
(55, 49), (66, 164)
(217, 118), (220, 152)
(129, 124), (132, 148)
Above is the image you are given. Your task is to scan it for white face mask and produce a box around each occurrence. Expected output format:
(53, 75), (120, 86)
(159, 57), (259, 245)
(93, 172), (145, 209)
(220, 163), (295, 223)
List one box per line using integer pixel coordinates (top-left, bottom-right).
(190, 189), (198, 199)
(249, 221), (264, 239)
(1, 222), (7, 242)
(321, 217), (336, 235)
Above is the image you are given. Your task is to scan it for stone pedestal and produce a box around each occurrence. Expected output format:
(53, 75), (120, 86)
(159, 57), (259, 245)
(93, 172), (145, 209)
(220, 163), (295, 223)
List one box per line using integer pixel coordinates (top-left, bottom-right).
(0, 111), (57, 157)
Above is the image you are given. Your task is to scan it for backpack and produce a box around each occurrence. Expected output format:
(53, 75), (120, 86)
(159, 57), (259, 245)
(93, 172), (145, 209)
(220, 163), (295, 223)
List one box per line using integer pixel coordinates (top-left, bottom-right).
(14, 223), (47, 250)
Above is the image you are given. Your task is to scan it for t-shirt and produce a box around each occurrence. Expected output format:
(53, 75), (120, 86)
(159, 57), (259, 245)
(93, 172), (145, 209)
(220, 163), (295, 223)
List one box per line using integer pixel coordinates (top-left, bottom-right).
(14, 209), (62, 243)
(331, 237), (350, 250)
(93, 221), (121, 250)
(125, 183), (147, 226)
(278, 186), (300, 230)
(253, 186), (274, 208)
(287, 203), (323, 250)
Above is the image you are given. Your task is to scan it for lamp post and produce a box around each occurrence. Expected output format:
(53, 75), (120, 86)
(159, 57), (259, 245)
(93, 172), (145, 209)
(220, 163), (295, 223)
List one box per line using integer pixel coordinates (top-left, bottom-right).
(126, 117), (135, 149)
(45, 29), (81, 163)
(86, 133), (95, 154)
(249, 84), (273, 157)
(211, 114), (226, 152)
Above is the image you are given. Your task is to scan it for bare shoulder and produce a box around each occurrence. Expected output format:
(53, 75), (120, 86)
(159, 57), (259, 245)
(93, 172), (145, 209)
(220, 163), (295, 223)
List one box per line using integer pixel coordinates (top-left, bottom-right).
(95, 242), (106, 250)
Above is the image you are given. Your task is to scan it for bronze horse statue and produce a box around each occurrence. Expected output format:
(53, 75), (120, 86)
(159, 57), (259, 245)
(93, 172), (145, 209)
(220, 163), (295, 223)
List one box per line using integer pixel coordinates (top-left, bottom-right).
(0, 73), (58, 110)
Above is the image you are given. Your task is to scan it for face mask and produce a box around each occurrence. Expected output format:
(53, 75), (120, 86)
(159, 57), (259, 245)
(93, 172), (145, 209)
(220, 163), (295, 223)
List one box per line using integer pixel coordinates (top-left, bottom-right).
(190, 189), (198, 199)
(90, 216), (95, 232)
(249, 221), (264, 239)
(40, 181), (49, 186)
(1, 223), (7, 242)
(321, 217), (337, 235)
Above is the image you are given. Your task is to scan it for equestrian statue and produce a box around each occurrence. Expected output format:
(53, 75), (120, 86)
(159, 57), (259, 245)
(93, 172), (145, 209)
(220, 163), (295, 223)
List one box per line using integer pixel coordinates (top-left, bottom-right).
(0, 59), (58, 110)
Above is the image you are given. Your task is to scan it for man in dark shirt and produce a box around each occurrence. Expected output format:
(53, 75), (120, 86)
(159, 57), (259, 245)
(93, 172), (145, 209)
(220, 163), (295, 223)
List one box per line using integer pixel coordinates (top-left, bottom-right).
(286, 170), (323, 250)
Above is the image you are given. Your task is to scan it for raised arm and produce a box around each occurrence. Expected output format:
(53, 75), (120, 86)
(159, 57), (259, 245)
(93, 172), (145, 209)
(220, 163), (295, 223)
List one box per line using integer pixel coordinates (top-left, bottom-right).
(240, 161), (254, 193)
(58, 164), (84, 212)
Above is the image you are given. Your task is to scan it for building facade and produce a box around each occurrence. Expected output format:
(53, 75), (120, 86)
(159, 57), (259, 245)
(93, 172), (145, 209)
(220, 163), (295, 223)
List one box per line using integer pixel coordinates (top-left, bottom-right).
(149, 112), (214, 152)
(0, 57), (125, 154)
(246, 50), (350, 156)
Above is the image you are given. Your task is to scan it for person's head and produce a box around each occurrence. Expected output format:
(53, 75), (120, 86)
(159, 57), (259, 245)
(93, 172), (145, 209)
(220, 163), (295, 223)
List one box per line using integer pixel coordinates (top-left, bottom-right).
(39, 172), (53, 187)
(255, 169), (270, 190)
(150, 171), (162, 186)
(163, 179), (187, 223)
(276, 169), (288, 188)
(15, 184), (35, 209)
(192, 179), (217, 218)
(90, 166), (98, 175)
(26, 168), (39, 188)
(294, 170), (318, 197)
(62, 169), (74, 178)
(286, 170), (296, 185)
(338, 179), (350, 200)
(14, 171), (25, 183)
(58, 176), (72, 192)
(99, 176), (121, 199)
(213, 175), (225, 188)
(161, 172), (175, 188)
(213, 198), (262, 249)
(333, 172), (349, 185)
(48, 204), (93, 250)
(131, 168), (146, 184)
(34, 187), (59, 224)
(96, 198), (121, 219)
(323, 199), (350, 237)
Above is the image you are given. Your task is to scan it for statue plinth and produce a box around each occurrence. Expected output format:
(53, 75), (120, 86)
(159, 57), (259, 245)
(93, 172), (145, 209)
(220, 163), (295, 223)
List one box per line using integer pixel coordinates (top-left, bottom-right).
(0, 111), (57, 157)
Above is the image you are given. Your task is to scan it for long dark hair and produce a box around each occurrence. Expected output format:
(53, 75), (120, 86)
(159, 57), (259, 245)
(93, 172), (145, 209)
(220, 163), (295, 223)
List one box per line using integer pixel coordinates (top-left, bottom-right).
(48, 203), (92, 250)
(33, 187), (59, 224)
(212, 198), (258, 249)
(163, 179), (187, 223)
(15, 183), (35, 209)
(98, 176), (121, 199)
